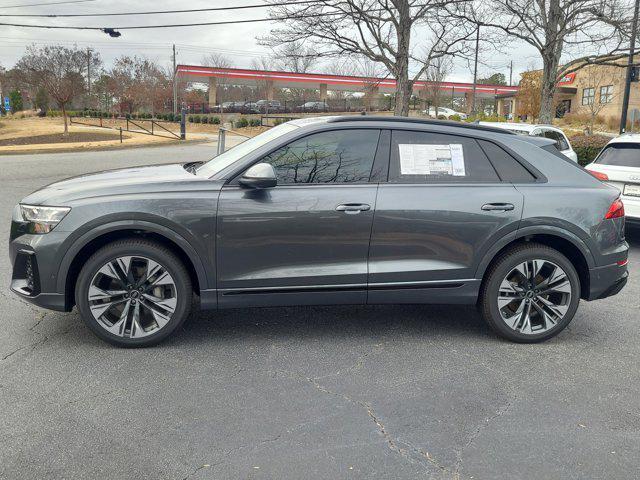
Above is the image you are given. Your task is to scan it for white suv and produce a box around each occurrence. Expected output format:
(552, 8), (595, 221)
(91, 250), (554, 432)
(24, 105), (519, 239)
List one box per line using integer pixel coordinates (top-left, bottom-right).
(480, 122), (578, 162)
(585, 134), (640, 225)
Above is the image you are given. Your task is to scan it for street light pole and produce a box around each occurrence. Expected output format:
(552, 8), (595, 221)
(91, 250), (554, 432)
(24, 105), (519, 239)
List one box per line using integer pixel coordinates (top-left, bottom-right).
(620, 0), (640, 134)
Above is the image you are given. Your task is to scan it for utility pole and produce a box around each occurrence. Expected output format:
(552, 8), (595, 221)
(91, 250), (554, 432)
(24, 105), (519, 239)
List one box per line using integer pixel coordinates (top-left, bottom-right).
(471, 24), (480, 116)
(86, 47), (91, 108)
(509, 60), (513, 86)
(172, 44), (178, 116)
(620, 0), (640, 134)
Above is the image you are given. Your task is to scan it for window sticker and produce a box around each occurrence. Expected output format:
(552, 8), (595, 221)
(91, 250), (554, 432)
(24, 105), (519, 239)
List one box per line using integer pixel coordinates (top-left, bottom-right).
(398, 144), (466, 176)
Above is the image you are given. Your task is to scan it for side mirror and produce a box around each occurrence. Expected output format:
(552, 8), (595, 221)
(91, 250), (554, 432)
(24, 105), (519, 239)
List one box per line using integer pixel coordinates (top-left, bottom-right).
(239, 163), (277, 189)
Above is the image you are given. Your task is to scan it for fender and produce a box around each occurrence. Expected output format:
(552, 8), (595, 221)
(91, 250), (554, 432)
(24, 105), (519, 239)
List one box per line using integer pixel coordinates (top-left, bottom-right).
(55, 218), (211, 294)
(474, 224), (595, 280)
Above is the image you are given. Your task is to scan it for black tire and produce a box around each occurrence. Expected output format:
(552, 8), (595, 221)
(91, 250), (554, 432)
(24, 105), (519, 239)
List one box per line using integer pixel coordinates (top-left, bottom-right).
(479, 243), (581, 343)
(75, 239), (192, 347)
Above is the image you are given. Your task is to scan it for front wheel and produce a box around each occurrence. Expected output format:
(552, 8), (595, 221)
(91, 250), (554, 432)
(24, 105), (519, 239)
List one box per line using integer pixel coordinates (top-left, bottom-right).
(480, 243), (581, 343)
(75, 239), (192, 347)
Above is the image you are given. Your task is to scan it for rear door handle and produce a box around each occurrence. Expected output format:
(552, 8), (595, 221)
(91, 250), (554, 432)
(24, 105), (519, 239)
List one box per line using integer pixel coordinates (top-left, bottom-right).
(482, 203), (515, 212)
(336, 203), (371, 214)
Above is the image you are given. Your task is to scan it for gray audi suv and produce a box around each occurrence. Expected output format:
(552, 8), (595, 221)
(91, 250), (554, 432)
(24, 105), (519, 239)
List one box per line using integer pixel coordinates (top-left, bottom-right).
(9, 116), (628, 347)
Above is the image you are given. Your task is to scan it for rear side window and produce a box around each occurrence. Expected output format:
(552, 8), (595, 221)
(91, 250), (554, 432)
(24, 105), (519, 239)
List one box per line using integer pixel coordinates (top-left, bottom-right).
(543, 129), (570, 151)
(595, 144), (640, 168)
(478, 140), (536, 182)
(389, 130), (500, 183)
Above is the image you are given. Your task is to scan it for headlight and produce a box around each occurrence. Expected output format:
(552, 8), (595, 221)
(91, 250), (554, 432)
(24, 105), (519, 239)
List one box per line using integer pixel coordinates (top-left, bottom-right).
(20, 204), (71, 234)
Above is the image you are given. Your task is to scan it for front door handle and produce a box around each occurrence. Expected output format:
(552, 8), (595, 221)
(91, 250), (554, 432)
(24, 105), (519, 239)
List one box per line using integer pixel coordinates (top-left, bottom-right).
(336, 203), (371, 214)
(482, 203), (515, 212)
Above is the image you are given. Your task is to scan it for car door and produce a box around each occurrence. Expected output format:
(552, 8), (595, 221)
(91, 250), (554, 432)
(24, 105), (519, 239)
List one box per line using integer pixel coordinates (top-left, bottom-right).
(216, 128), (387, 308)
(367, 129), (525, 304)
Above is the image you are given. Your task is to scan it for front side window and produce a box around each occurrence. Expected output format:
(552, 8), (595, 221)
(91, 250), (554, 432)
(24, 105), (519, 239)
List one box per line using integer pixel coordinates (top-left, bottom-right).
(389, 130), (500, 183)
(582, 87), (595, 105)
(600, 85), (614, 104)
(262, 129), (380, 184)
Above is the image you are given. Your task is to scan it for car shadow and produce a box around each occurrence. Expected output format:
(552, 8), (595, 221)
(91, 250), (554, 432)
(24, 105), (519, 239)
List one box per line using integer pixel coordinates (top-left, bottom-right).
(167, 303), (493, 347)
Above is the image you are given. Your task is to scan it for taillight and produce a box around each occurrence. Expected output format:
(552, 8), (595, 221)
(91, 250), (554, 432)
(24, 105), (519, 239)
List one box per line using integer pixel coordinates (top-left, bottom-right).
(605, 198), (625, 219)
(589, 170), (609, 181)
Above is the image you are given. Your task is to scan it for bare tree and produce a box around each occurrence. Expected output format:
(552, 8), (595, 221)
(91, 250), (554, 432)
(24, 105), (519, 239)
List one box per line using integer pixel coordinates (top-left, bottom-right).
(464, 0), (629, 123)
(201, 52), (233, 69)
(263, 0), (474, 116)
(579, 64), (622, 134)
(16, 45), (93, 135)
(108, 56), (167, 115)
(273, 41), (319, 73)
(421, 56), (452, 116)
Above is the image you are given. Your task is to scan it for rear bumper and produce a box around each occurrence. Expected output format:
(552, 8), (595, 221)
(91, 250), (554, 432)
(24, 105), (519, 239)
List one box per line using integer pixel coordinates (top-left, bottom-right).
(587, 262), (629, 300)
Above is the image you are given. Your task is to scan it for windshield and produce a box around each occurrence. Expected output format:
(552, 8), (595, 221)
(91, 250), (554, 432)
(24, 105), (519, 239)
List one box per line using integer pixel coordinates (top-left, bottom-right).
(595, 144), (640, 168)
(195, 123), (299, 177)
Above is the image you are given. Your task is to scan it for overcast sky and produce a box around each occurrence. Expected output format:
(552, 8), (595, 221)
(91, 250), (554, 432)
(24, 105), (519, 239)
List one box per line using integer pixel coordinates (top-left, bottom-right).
(0, 0), (542, 84)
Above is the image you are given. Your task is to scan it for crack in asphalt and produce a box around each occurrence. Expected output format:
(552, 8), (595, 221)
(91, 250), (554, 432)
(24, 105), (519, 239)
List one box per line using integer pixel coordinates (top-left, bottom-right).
(270, 369), (454, 477)
(179, 434), (284, 479)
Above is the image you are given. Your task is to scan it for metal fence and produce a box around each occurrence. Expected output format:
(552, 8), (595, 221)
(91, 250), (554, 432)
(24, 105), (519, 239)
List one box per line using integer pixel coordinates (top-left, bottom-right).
(70, 113), (186, 140)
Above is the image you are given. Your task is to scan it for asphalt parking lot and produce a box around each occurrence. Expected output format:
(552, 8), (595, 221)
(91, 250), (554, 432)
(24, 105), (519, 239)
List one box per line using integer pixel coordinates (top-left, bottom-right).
(1, 144), (639, 480)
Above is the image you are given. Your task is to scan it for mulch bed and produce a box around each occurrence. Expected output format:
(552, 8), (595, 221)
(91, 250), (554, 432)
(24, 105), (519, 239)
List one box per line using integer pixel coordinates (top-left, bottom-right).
(0, 131), (129, 146)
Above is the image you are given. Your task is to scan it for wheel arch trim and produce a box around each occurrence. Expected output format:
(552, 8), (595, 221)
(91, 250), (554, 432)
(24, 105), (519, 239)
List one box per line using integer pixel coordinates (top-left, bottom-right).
(56, 220), (210, 296)
(474, 225), (595, 280)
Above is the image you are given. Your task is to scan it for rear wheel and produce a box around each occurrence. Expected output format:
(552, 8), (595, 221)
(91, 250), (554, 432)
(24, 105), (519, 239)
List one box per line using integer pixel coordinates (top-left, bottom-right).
(480, 243), (581, 343)
(75, 239), (192, 347)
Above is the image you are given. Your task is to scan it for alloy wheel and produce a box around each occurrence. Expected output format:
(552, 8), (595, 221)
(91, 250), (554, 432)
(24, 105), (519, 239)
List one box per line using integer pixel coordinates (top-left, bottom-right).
(497, 259), (572, 335)
(88, 256), (177, 338)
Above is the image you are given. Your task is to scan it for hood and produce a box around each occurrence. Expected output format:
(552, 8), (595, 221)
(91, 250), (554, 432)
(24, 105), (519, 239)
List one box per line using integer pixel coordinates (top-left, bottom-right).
(22, 163), (213, 206)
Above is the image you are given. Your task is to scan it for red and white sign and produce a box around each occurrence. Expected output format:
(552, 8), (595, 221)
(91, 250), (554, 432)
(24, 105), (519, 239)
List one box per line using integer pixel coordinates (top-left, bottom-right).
(558, 72), (577, 86)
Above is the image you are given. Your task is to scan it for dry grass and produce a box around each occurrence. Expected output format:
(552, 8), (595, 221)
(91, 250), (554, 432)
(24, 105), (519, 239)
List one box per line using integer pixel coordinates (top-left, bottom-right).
(0, 116), (180, 154)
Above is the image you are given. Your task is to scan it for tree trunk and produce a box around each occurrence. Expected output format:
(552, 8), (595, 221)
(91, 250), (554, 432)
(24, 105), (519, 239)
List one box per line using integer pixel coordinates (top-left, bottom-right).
(395, 73), (412, 116)
(538, 55), (560, 123)
(394, 0), (412, 117)
(61, 103), (68, 136)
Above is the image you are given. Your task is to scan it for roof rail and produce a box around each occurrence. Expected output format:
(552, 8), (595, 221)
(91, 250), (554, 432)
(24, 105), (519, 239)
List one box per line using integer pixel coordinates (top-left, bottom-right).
(327, 115), (515, 135)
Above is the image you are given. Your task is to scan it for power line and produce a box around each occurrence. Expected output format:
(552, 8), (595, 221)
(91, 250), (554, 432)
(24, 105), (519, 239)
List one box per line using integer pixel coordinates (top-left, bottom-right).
(0, 0), (317, 17)
(1, 0), (97, 8)
(0, 8), (369, 31)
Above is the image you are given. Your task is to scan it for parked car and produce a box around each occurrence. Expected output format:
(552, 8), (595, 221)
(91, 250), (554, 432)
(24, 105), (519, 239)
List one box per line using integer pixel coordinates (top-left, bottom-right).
(423, 107), (468, 120)
(480, 122), (578, 162)
(256, 100), (286, 113)
(241, 102), (260, 114)
(10, 116), (628, 347)
(295, 101), (329, 113)
(585, 133), (640, 226)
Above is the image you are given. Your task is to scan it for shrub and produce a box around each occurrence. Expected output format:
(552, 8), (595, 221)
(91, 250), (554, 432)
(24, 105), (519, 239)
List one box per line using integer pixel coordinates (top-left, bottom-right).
(211, 116), (221, 125)
(192, 115), (201, 123)
(449, 114), (462, 122)
(249, 118), (261, 127)
(568, 133), (610, 166)
(235, 117), (249, 128)
(201, 116), (209, 124)
(188, 115), (194, 123)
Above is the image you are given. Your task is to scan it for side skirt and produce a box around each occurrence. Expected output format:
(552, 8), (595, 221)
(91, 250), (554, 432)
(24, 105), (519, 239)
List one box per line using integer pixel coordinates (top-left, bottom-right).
(199, 280), (481, 310)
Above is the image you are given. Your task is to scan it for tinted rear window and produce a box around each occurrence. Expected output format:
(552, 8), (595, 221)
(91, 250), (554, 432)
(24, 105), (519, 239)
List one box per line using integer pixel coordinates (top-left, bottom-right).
(595, 144), (640, 168)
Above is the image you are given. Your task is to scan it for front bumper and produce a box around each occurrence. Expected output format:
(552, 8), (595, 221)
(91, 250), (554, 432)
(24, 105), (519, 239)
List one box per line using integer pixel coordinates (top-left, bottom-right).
(9, 211), (72, 312)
